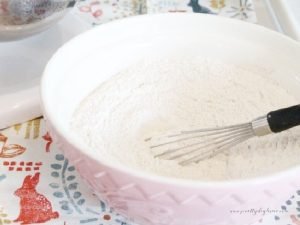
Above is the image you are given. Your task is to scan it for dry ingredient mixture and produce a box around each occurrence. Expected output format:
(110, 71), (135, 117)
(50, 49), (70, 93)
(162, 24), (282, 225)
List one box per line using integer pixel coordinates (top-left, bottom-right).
(71, 56), (300, 181)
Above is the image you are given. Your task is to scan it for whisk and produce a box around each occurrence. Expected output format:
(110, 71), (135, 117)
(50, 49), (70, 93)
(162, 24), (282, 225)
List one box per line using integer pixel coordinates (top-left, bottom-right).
(147, 105), (300, 166)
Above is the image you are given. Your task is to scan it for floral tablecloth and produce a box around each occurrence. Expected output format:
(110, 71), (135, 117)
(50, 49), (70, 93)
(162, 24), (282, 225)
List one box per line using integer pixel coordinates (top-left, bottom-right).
(1, 1), (300, 225)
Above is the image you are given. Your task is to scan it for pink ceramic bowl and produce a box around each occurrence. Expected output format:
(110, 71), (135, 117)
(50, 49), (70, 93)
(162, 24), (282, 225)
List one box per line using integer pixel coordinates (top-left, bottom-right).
(41, 14), (300, 225)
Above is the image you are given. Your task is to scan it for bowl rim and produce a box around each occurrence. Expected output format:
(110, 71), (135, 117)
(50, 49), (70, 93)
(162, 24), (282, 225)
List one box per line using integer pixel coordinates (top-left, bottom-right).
(41, 13), (300, 189)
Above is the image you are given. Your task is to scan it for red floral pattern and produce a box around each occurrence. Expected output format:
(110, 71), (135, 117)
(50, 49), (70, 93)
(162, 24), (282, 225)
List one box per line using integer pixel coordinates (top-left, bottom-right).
(42, 132), (53, 153)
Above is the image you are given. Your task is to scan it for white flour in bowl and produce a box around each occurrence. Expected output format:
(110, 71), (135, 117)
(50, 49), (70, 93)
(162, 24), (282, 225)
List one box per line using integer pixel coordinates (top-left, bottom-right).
(71, 56), (300, 181)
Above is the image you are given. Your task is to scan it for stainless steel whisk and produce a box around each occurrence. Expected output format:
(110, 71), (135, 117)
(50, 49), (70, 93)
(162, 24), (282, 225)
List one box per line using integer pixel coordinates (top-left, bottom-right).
(147, 105), (300, 166)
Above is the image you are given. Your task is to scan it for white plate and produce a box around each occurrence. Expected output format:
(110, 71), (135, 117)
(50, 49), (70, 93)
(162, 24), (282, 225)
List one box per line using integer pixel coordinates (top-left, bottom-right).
(0, 12), (91, 129)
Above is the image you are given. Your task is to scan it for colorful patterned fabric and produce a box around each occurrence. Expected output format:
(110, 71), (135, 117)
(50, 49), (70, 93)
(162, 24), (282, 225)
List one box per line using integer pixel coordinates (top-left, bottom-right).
(0, 118), (132, 225)
(74, 0), (257, 25)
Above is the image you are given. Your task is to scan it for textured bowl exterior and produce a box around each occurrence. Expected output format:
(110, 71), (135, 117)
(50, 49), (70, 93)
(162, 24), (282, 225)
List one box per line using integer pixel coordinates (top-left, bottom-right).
(46, 120), (300, 225)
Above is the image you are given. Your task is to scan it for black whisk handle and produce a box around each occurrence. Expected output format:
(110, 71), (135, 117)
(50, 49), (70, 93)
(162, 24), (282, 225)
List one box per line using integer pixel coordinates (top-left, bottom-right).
(267, 105), (300, 133)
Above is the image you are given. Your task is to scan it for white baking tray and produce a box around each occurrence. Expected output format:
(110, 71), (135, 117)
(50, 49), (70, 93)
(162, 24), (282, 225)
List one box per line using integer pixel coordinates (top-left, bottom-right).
(262, 0), (300, 41)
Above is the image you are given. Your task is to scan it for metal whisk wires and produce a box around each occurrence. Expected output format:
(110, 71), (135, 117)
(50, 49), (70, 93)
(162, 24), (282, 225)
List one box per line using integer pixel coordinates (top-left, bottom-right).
(146, 105), (300, 166)
(147, 123), (255, 166)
